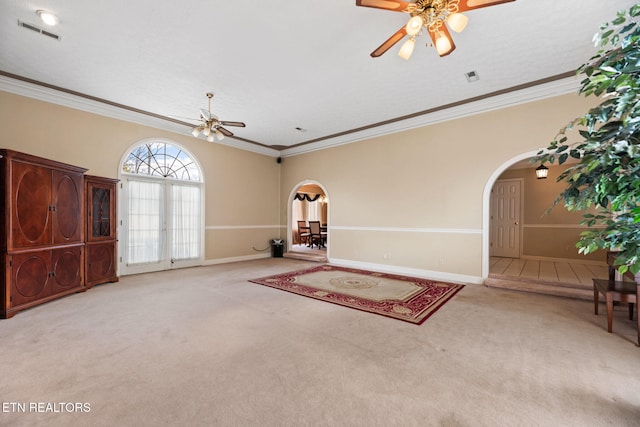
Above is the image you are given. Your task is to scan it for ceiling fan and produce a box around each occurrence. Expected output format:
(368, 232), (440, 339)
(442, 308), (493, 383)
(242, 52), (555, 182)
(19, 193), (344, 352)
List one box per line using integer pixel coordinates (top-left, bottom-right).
(355, 0), (515, 60)
(189, 92), (246, 142)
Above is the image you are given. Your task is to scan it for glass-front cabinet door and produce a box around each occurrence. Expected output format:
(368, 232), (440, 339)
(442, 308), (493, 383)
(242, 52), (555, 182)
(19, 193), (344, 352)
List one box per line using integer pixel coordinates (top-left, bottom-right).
(87, 177), (117, 242)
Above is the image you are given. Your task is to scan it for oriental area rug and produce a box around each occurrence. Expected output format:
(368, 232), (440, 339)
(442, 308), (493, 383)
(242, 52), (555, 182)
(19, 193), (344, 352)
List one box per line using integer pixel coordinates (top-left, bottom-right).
(249, 265), (464, 324)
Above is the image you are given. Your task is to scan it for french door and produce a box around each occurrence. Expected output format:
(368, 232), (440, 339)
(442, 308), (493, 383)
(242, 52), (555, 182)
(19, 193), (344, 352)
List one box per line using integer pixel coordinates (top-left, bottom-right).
(120, 177), (203, 275)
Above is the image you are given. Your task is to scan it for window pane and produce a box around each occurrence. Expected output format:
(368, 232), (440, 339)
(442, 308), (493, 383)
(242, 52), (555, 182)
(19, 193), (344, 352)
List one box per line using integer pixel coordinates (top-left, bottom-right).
(171, 184), (201, 261)
(126, 180), (163, 265)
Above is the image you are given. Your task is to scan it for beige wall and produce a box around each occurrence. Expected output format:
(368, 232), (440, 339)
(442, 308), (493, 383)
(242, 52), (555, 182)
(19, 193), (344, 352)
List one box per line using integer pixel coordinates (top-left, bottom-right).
(281, 92), (599, 279)
(0, 91), (281, 263)
(497, 165), (603, 261)
(2, 88), (602, 281)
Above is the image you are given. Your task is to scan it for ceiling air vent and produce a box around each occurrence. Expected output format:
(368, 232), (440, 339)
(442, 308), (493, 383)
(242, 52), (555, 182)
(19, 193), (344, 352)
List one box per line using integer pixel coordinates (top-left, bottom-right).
(465, 70), (479, 83)
(17, 20), (61, 41)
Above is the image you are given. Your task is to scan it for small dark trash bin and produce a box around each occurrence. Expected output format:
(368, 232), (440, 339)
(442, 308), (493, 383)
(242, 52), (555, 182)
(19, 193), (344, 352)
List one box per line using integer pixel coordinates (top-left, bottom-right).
(271, 239), (284, 257)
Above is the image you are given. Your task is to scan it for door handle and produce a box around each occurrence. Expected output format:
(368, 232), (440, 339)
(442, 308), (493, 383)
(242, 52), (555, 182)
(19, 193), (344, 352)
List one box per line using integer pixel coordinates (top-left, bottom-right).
(514, 222), (519, 225)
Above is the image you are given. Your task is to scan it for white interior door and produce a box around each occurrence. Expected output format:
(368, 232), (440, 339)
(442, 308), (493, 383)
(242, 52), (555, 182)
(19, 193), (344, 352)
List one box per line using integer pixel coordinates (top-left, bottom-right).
(490, 179), (522, 258)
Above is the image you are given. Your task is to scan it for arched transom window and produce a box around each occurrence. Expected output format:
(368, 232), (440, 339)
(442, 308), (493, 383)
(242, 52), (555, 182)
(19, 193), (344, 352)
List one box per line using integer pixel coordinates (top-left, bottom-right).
(122, 142), (201, 182)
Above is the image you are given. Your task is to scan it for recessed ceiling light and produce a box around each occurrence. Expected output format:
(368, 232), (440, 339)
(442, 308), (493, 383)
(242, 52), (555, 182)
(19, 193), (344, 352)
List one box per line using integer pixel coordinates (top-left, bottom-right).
(36, 10), (58, 26)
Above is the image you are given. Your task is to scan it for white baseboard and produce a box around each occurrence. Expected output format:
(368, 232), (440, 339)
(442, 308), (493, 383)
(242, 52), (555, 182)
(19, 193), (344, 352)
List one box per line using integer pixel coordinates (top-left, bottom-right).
(327, 258), (483, 285)
(203, 253), (271, 265)
(131, 254), (483, 284)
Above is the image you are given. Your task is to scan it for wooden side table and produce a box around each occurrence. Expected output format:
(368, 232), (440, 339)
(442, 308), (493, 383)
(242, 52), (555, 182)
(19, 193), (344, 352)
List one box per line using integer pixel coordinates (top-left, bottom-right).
(593, 278), (639, 345)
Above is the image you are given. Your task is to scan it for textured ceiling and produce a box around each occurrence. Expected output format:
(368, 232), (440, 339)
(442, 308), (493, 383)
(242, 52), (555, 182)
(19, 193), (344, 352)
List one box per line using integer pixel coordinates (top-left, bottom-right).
(0, 0), (636, 153)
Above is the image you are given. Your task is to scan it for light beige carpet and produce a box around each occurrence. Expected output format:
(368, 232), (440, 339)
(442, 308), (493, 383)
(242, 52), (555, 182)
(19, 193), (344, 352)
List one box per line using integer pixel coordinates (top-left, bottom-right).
(1, 258), (639, 427)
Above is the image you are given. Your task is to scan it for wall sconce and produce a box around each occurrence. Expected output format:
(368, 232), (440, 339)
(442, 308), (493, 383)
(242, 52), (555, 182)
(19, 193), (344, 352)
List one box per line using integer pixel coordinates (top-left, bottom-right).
(535, 164), (549, 179)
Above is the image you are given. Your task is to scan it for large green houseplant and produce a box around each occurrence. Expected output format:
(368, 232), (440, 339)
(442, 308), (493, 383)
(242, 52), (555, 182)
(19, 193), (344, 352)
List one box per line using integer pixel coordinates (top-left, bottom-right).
(535, 4), (640, 274)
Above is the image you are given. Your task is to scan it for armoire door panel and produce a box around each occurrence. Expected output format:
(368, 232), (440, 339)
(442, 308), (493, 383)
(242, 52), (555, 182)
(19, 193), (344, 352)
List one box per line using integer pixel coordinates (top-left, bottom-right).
(11, 162), (52, 249)
(10, 251), (51, 307)
(86, 243), (116, 285)
(52, 170), (83, 245)
(51, 246), (83, 292)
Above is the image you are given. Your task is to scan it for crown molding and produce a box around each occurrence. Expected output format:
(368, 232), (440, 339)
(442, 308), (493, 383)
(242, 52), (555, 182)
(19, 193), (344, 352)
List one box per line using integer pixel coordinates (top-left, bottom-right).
(0, 74), (280, 157)
(280, 75), (581, 157)
(1, 72), (579, 159)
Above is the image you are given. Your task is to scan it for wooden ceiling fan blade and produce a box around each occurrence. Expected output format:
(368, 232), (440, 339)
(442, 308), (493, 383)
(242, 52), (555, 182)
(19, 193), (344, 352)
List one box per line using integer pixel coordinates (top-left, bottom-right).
(218, 127), (234, 137)
(371, 27), (407, 57)
(457, 0), (516, 12)
(219, 121), (246, 128)
(427, 25), (456, 57)
(355, 0), (412, 12)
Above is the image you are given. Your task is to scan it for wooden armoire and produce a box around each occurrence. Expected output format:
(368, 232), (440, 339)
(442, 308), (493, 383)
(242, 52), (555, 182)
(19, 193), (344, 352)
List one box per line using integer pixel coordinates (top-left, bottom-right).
(1, 150), (118, 318)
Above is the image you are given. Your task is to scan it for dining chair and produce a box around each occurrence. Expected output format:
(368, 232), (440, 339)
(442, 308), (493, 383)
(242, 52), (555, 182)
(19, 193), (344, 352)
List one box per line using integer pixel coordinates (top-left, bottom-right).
(308, 221), (327, 248)
(297, 220), (310, 246)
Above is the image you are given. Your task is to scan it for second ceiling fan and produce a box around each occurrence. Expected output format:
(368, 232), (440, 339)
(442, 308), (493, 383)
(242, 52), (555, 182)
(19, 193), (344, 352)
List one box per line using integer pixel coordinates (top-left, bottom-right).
(355, 0), (515, 60)
(190, 92), (246, 142)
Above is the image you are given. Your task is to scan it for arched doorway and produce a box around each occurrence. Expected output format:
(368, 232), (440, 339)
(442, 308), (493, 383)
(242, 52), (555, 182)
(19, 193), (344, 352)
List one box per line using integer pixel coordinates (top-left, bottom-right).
(483, 151), (604, 298)
(482, 151), (539, 278)
(287, 181), (330, 259)
(119, 139), (204, 275)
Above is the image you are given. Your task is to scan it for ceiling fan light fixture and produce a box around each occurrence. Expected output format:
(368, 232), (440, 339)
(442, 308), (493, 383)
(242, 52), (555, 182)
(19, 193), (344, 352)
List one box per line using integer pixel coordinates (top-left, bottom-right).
(405, 15), (423, 36)
(356, 0), (515, 60)
(447, 13), (468, 33)
(435, 34), (452, 56)
(187, 92), (245, 143)
(398, 37), (415, 60)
